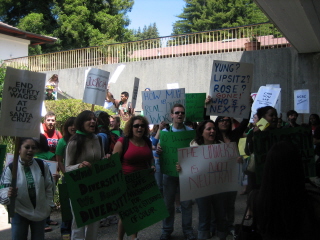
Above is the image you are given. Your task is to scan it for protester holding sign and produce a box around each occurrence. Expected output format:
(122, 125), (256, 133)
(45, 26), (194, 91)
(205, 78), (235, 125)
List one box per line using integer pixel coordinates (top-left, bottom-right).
(0, 138), (55, 240)
(112, 115), (154, 240)
(156, 104), (196, 240)
(65, 110), (105, 240)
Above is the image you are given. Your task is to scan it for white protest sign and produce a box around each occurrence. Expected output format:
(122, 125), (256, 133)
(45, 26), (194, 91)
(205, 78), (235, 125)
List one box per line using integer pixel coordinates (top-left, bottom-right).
(167, 83), (179, 89)
(82, 68), (109, 106)
(142, 88), (185, 124)
(131, 77), (139, 109)
(207, 60), (253, 118)
(43, 160), (58, 174)
(0, 67), (46, 137)
(294, 89), (310, 114)
(266, 84), (281, 116)
(109, 64), (126, 84)
(178, 142), (240, 201)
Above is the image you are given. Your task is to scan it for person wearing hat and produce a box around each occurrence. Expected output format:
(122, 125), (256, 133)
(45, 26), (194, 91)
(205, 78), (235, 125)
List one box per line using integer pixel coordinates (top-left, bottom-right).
(45, 85), (55, 101)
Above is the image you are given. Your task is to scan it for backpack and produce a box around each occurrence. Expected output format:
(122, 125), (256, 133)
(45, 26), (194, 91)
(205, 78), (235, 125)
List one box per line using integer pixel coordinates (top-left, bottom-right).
(106, 132), (120, 154)
(9, 158), (45, 177)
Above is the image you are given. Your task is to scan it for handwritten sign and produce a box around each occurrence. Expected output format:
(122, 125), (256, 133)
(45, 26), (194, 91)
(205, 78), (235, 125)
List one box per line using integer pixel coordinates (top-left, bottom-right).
(207, 60), (253, 118)
(0, 145), (7, 176)
(65, 154), (127, 228)
(120, 169), (169, 236)
(253, 127), (315, 183)
(0, 67), (46, 138)
(266, 84), (281, 116)
(131, 77), (140, 109)
(160, 130), (195, 177)
(294, 89), (309, 114)
(185, 93), (206, 122)
(178, 142), (240, 201)
(142, 88), (185, 124)
(82, 68), (110, 106)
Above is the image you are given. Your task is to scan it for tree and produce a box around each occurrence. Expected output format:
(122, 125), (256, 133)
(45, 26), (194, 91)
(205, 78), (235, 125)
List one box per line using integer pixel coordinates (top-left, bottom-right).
(134, 23), (160, 40)
(0, 0), (135, 54)
(172, 0), (268, 35)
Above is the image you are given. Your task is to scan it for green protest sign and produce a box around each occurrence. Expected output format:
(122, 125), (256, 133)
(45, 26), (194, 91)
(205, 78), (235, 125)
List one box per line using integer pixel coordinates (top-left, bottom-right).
(0, 145), (6, 176)
(185, 93), (206, 122)
(58, 183), (72, 221)
(65, 153), (127, 228)
(120, 169), (169, 236)
(160, 130), (196, 177)
(253, 126), (315, 183)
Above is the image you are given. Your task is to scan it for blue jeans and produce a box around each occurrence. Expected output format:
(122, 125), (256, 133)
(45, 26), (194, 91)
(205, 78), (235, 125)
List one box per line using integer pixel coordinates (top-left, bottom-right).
(154, 157), (163, 193)
(196, 195), (214, 239)
(11, 212), (46, 240)
(162, 174), (193, 236)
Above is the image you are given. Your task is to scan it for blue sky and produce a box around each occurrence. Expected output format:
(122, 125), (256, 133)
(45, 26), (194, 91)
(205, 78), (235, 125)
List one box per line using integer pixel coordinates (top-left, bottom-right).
(127, 0), (186, 37)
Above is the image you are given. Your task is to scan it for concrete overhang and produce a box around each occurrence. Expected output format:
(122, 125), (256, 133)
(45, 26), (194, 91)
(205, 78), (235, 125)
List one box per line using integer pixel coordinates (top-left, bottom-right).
(255, 0), (320, 53)
(0, 21), (57, 45)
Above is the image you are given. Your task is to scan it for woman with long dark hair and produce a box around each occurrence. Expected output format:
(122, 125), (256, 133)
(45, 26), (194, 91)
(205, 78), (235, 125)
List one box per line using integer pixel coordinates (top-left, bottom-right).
(65, 111), (104, 240)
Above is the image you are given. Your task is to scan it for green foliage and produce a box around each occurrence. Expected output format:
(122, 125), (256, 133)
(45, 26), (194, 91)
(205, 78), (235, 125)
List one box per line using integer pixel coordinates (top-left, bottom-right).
(134, 23), (160, 40)
(44, 99), (114, 130)
(172, 0), (268, 35)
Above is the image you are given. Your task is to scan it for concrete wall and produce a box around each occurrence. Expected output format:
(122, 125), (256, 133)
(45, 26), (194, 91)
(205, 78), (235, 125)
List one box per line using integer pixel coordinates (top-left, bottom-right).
(43, 47), (320, 121)
(0, 34), (29, 61)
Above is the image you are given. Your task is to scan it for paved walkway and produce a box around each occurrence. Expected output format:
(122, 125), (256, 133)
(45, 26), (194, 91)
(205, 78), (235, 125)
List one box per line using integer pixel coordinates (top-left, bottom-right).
(0, 191), (247, 240)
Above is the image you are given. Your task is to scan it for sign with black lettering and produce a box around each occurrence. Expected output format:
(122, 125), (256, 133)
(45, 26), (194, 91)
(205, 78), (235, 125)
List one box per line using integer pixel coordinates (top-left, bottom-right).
(254, 127), (315, 183)
(207, 60), (253, 118)
(0, 67), (46, 137)
(120, 169), (169, 236)
(64, 154), (127, 228)
(294, 89), (309, 114)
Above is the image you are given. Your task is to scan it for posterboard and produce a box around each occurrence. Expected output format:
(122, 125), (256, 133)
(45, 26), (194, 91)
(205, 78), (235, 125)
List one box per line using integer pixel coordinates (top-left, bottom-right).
(131, 77), (140, 109)
(0, 67), (46, 138)
(0, 145), (7, 176)
(142, 88), (185, 124)
(64, 154), (127, 228)
(159, 130), (195, 177)
(82, 68), (109, 106)
(120, 169), (169, 236)
(266, 84), (281, 116)
(294, 89), (310, 114)
(185, 93), (206, 122)
(253, 127), (315, 183)
(178, 142), (240, 201)
(43, 160), (58, 174)
(207, 60), (253, 118)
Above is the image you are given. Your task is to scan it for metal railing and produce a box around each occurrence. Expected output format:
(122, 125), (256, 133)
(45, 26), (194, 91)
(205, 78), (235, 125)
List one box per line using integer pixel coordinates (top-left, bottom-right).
(3, 22), (290, 72)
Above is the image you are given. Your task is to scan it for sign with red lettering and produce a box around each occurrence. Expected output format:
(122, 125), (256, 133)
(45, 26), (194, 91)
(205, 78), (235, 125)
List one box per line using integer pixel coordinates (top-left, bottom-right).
(178, 142), (240, 201)
(83, 68), (109, 106)
(207, 60), (253, 118)
(0, 67), (46, 137)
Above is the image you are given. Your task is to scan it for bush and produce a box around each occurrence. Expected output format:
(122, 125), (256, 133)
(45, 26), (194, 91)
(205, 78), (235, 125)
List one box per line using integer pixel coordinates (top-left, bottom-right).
(44, 99), (115, 130)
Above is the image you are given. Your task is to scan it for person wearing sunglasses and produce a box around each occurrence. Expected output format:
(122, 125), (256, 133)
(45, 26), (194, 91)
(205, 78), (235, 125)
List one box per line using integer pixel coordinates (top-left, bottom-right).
(157, 103), (196, 240)
(0, 138), (55, 240)
(112, 115), (154, 240)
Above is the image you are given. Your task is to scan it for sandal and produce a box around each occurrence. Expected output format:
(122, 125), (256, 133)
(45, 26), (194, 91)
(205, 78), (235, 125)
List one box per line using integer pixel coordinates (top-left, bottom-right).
(245, 215), (252, 220)
(47, 220), (59, 225)
(45, 226), (52, 232)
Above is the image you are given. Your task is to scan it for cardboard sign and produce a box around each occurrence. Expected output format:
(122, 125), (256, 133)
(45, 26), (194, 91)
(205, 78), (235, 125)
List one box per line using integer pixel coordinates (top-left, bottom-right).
(185, 93), (206, 122)
(142, 88), (185, 124)
(0, 145), (7, 176)
(131, 78), (140, 109)
(0, 67), (46, 138)
(82, 68), (109, 106)
(253, 127), (315, 183)
(120, 169), (169, 236)
(65, 154), (127, 228)
(159, 130), (196, 177)
(178, 142), (240, 201)
(207, 60), (253, 118)
(294, 89), (310, 114)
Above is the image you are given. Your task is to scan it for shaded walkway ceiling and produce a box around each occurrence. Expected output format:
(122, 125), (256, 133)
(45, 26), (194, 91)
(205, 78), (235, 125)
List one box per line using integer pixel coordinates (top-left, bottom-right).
(255, 0), (320, 53)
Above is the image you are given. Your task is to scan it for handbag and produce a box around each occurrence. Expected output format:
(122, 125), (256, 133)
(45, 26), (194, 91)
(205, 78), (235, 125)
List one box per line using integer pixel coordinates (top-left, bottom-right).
(234, 203), (262, 240)
(246, 153), (255, 173)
